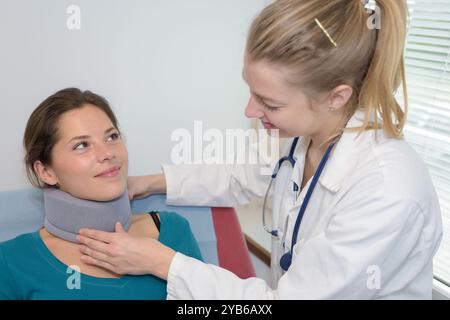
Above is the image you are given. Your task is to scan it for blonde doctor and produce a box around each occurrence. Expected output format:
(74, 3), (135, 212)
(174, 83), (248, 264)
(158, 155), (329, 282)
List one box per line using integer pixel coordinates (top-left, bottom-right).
(77, 0), (442, 299)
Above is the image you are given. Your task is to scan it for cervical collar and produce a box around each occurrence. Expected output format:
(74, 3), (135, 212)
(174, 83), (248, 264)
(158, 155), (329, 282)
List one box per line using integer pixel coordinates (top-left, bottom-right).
(43, 188), (132, 243)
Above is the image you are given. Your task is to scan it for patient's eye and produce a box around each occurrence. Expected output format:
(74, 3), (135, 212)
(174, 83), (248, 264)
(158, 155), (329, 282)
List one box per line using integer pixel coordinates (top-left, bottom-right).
(73, 141), (89, 150)
(107, 132), (120, 142)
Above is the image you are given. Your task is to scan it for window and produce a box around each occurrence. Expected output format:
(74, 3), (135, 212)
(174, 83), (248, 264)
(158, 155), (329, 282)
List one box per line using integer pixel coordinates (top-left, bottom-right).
(400, 0), (450, 289)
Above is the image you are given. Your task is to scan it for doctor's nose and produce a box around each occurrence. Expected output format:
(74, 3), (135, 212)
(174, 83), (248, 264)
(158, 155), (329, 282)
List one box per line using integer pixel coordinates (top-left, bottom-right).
(245, 96), (264, 119)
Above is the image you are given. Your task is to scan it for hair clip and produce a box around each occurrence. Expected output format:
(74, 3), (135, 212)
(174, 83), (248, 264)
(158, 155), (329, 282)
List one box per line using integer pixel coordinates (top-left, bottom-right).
(315, 18), (338, 48)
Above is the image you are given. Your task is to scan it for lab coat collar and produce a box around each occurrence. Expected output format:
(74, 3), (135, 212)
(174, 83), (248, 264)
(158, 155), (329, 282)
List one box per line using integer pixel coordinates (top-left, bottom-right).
(318, 108), (374, 193)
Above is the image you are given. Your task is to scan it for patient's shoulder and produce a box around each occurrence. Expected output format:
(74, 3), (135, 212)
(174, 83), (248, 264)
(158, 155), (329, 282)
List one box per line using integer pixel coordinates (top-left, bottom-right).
(130, 211), (191, 237)
(129, 213), (159, 239)
(0, 231), (39, 271)
(0, 233), (36, 299)
(158, 211), (191, 230)
(157, 211), (203, 261)
(0, 232), (36, 251)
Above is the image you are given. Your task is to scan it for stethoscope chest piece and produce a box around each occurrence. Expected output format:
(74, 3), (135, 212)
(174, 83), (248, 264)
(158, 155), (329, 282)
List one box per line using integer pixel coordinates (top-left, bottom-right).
(280, 252), (292, 271)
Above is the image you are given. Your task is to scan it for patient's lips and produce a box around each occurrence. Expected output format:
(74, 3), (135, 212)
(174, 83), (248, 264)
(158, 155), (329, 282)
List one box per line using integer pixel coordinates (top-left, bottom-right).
(95, 165), (121, 178)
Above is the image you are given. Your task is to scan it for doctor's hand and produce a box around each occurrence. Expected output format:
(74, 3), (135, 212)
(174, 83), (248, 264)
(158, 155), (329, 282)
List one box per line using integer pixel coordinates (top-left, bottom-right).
(127, 174), (167, 200)
(77, 222), (176, 280)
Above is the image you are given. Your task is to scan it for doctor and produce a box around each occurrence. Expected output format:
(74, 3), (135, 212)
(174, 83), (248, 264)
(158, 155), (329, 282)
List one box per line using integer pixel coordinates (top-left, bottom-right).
(77, 0), (442, 299)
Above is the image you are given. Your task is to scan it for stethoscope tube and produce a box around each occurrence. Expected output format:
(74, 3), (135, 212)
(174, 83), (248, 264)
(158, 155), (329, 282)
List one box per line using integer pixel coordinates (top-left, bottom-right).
(279, 140), (336, 271)
(262, 137), (300, 238)
(262, 137), (337, 272)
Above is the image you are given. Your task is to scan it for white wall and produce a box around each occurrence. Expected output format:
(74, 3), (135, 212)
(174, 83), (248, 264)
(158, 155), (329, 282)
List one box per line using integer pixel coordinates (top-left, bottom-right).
(0, 0), (269, 191)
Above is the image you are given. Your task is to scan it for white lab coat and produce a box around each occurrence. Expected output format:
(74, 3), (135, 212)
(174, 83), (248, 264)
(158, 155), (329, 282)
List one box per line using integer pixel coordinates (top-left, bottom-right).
(162, 109), (443, 299)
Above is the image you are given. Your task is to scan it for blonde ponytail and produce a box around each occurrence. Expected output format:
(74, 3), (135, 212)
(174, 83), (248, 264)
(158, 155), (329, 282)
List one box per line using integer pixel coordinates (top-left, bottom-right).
(359, 0), (409, 138)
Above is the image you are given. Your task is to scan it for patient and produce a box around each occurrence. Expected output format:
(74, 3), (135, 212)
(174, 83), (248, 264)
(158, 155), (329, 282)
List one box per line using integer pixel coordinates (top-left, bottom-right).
(0, 88), (202, 299)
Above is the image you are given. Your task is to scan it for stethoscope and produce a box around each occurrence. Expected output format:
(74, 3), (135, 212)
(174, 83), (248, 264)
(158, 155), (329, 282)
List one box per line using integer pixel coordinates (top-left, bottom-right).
(262, 137), (337, 271)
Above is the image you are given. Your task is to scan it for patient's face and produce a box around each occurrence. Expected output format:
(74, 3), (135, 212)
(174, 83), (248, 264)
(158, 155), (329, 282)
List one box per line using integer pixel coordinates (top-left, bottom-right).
(46, 104), (128, 201)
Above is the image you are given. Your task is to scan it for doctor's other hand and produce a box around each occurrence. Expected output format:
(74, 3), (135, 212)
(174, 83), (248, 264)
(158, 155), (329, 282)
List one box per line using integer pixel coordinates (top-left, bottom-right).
(77, 222), (175, 280)
(127, 174), (167, 200)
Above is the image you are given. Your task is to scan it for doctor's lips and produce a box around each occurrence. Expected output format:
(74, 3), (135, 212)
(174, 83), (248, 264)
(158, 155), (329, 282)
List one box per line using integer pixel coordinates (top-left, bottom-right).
(262, 121), (277, 129)
(95, 165), (121, 178)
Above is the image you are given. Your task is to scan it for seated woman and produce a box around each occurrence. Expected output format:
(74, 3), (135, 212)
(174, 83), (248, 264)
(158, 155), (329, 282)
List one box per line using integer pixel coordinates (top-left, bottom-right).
(0, 88), (203, 300)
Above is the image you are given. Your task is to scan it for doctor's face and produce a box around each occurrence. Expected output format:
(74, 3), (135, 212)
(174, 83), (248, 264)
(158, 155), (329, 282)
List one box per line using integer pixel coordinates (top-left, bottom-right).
(243, 54), (327, 139)
(38, 104), (128, 201)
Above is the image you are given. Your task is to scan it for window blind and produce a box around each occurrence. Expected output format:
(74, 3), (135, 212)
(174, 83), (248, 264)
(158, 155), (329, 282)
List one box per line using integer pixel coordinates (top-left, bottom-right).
(400, 0), (450, 287)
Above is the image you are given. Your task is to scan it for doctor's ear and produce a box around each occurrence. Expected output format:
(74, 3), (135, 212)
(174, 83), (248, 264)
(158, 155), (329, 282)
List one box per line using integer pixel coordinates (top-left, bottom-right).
(327, 85), (353, 112)
(33, 161), (59, 187)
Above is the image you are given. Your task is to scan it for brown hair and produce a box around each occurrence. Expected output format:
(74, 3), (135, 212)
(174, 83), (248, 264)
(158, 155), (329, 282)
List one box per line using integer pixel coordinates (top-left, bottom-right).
(246, 0), (409, 140)
(23, 88), (120, 188)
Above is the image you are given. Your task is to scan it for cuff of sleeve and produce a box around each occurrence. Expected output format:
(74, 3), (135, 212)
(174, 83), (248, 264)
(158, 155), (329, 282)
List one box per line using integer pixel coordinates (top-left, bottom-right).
(161, 164), (179, 205)
(166, 252), (194, 300)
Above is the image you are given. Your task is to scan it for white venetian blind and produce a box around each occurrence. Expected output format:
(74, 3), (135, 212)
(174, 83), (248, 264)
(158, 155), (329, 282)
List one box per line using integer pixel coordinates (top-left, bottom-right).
(401, 0), (450, 287)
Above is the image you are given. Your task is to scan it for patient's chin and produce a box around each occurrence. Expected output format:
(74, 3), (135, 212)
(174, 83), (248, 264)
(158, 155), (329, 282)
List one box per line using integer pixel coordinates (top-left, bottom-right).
(97, 187), (127, 202)
(75, 183), (127, 202)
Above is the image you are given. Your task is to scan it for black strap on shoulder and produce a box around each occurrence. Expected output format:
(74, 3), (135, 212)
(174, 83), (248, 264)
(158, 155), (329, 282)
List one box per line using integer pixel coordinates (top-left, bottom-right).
(148, 211), (161, 232)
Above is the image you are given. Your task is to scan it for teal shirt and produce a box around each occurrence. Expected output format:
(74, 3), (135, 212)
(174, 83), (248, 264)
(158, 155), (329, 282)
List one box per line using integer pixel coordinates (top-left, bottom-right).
(0, 211), (203, 300)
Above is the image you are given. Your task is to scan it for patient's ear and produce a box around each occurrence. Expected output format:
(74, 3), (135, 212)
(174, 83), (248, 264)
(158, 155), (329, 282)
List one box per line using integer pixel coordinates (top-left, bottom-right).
(33, 161), (59, 186)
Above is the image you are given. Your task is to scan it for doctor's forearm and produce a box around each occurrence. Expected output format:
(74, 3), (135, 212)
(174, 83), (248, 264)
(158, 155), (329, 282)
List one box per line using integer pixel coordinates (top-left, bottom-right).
(128, 174), (167, 199)
(146, 173), (167, 195)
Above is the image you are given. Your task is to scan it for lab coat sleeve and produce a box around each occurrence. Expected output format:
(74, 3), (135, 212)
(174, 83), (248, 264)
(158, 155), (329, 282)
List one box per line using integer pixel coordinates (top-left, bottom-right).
(162, 140), (275, 207)
(166, 194), (433, 299)
(167, 252), (276, 300)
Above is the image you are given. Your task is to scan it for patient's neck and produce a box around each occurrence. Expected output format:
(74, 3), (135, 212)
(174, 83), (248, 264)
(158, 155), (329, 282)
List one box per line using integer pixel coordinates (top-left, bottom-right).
(39, 213), (160, 279)
(39, 227), (122, 278)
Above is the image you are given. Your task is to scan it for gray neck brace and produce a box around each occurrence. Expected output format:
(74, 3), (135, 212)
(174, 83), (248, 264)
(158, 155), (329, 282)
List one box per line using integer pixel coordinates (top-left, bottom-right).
(43, 188), (132, 243)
